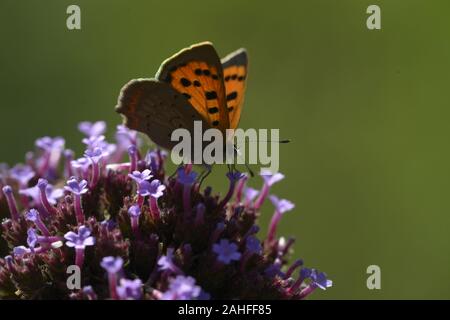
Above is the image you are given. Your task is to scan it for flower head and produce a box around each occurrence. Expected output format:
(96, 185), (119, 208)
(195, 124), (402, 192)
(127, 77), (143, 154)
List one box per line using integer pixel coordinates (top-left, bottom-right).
(78, 121), (107, 137)
(35, 137), (65, 152)
(244, 187), (259, 202)
(64, 226), (95, 249)
(137, 179), (166, 198)
(84, 147), (104, 163)
(100, 256), (124, 274)
(27, 228), (38, 248)
(213, 239), (242, 264)
(161, 275), (203, 300)
(260, 169), (285, 186)
(128, 205), (141, 218)
(157, 248), (180, 273)
(10, 164), (35, 186)
(64, 178), (89, 195)
(116, 279), (142, 300)
(246, 236), (262, 254)
(177, 168), (197, 185)
(270, 195), (295, 214)
(25, 209), (40, 222)
(128, 169), (152, 183)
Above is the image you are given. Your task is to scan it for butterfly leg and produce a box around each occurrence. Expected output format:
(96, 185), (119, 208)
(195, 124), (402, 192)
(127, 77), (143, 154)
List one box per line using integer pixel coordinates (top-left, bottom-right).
(197, 164), (213, 188)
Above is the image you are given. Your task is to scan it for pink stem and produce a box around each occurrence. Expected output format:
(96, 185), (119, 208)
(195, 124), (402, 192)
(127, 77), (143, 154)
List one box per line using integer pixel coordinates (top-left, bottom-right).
(254, 183), (270, 210)
(235, 175), (248, 203)
(74, 194), (85, 224)
(108, 273), (119, 300)
(2, 186), (20, 221)
(39, 186), (57, 216)
(150, 197), (160, 219)
(267, 211), (282, 244)
(75, 247), (85, 269)
(137, 194), (145, 208)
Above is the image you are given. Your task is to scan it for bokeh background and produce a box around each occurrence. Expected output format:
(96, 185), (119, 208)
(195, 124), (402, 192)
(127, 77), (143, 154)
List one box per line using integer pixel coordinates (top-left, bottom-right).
(1, 0), (450, 299)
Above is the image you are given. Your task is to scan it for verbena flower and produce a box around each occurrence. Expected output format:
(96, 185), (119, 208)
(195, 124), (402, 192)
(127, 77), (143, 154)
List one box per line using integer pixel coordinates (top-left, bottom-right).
(0, 121), (331, 300)
(213, 239), (242, 264)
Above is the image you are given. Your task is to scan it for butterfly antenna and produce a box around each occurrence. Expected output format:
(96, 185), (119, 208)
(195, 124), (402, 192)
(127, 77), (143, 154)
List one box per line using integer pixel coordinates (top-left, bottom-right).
(245, 163), (254, 177)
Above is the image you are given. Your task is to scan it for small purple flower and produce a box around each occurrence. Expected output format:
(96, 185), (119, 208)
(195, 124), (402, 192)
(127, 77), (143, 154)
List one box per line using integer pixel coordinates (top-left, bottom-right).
(13, 246), (31, 257)
(266, 195), (295, 243)
(84, 147), (104, 163)
(27, 228), (38, 248)
(10, 164), (35, 187)
(245, 236), (262, 254)
(35, 136), (65, 152)
(145, 149), (167, 172)
(100, 256), (124, 274)
(309, 269), (332, 290)
(177, 168), (197, 186)
(148, 179), (166, 198)
(158, 248), (181, 274)
(128, 169), (152, 183)
(244, 187), (259, 204)
(65, 178), (88, 224)
(82, 286), (98, 300)
(128, 205), (141, 235)
(64, 178), (89, 196)
(25, 209), (50, 237)
(296, 268), (332, 298)
(128, 205), (141, 218)
(65, 226), (95, 269)
(213, 239), (242, 264)
(64, 226), (95, 249)
(100, 256), (123, 300)
(254, 169), (285, 210)
(116, 124), (138, 148)
(270, 195), (295, 213)
(82, 135), (106, 150)
(116, 279), (142, 300)
(161, 275), (202, 300)
(78, 121), (107, 137)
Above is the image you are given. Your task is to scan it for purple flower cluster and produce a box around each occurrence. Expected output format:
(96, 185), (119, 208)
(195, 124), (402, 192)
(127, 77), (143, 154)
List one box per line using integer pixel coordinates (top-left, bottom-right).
(0, 121), (331, 300)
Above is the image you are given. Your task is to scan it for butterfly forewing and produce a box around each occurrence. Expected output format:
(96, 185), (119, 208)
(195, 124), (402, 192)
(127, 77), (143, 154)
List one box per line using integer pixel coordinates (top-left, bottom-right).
(221, 48), (248, 130)
(156, 42), (230, 132)
(115, 79), (208, 150)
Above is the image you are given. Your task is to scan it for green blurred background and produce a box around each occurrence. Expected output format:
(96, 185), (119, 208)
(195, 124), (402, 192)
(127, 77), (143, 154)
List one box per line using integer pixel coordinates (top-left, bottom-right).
(1, 0), (450, 299)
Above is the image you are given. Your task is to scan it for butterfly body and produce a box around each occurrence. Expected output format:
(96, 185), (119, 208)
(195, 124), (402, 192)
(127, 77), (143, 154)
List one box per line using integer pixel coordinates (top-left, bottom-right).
(116, 42), (248, 152)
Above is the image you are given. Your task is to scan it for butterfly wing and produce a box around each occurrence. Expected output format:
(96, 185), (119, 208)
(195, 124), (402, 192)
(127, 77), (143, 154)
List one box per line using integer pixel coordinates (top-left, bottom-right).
(221, 48), (248, 129)
(115, 78), (209, 150)
(156, 42), (230, 132)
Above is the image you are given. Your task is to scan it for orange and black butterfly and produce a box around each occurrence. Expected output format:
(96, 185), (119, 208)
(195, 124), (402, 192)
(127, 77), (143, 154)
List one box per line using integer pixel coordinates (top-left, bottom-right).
(115, 42), (248, 151)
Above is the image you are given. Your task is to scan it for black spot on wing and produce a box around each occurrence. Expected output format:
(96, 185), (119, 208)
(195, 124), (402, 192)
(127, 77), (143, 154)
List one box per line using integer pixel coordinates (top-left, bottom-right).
(227, 92), (238, 101)
(180, 78), (192, 87)
(205, 91), (218, 100)
(208, 107), (219, 114)
(212, 120), (219, 126)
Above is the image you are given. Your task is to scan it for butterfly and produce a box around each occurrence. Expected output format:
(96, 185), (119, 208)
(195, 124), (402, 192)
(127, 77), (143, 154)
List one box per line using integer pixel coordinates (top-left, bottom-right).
(115, 42), (248, 152)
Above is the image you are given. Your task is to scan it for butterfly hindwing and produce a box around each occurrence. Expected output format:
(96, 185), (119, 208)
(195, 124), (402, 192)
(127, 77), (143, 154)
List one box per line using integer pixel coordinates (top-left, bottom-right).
(115, 79), (209, 150)
(221, 48), (248, 129)
(156, 42), (230, 132)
